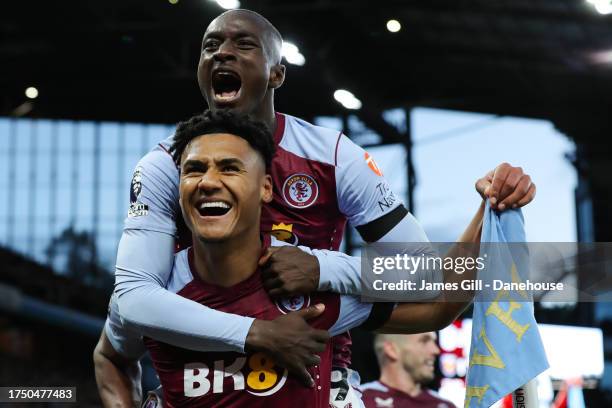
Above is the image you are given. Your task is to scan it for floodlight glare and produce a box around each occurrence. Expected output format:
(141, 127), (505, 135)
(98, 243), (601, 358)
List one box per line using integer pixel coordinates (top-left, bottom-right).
(168, 0), (179, 4)
(25, 87), (38, 99)
(586, 0), (612, 15)
(386, 19), (401, 33)
(282, 41), (306, 66)
(334, 89), (362, 110)
(214, 0), (240, 9)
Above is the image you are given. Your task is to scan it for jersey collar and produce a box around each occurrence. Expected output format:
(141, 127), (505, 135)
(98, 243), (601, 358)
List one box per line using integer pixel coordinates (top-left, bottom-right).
(273, 112), (285, 145)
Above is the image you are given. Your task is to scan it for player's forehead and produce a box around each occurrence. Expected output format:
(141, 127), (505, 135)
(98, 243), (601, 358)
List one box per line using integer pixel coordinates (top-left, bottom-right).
(182, 133), (258, 164)
(205, 11), (268, 40)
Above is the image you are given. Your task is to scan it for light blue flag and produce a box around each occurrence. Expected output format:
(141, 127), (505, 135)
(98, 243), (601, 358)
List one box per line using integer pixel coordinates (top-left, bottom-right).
(464, 201), (549, 407)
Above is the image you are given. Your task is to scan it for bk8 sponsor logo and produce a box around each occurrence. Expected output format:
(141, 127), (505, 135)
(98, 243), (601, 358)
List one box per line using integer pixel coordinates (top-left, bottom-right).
(184, 352), (288, 397)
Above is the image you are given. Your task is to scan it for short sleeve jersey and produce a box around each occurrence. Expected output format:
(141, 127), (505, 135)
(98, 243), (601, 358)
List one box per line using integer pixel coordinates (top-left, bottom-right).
(107, 242), (376, 407)
(261, 113), (401, 249)
(359, 381), (457, 408)
(124, 112), (402, 247)
(122, 112), (404, 368)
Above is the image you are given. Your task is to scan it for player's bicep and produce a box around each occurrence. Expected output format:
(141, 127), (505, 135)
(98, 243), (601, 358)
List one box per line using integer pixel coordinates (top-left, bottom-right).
(335, 135), (402, 236)
(115, 228), (175, 290)
(123, 148), (179, 235)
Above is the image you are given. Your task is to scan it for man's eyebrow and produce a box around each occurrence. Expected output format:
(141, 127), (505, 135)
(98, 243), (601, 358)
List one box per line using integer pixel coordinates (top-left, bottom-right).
(204, 30), (259, 41)
(182, 159), (206, 168)
(203, 31), (222, 40)
(216, 157), (245, 167)
(233, 31), (259, 40)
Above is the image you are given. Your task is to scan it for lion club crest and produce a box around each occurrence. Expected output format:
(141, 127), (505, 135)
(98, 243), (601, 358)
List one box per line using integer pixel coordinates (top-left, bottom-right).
(282, 174), (318, 208)
(275, 295), (310, 314)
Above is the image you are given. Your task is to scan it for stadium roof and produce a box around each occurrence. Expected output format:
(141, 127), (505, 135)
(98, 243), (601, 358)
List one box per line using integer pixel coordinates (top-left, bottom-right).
(3, 0), (612, 240)
(3, 0), (612, 127)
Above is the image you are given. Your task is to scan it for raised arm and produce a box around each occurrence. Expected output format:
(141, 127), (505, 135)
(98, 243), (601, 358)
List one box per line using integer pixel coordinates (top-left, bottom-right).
(377, 201), (486, 334)
(260, 156), (534, 301)
(376, 161), (536, 334)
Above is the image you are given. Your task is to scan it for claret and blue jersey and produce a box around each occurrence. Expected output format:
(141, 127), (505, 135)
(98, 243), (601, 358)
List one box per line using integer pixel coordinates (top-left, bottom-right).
(106, 235), (383, 407)
(125, 112), (404, 247)
(111, 112), (433, 404)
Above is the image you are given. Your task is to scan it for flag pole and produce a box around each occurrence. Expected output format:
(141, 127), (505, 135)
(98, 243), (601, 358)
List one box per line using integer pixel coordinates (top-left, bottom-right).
(512, 379), (539, 408)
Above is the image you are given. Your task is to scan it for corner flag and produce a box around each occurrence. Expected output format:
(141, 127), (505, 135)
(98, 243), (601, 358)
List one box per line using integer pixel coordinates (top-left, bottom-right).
(464, 201), (549, 407)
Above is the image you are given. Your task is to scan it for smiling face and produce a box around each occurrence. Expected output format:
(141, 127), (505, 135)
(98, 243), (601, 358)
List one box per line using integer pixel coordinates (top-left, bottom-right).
(178, 133), (273, 243)
(197, 10), (285, 117)
(396, 332), (440, 383)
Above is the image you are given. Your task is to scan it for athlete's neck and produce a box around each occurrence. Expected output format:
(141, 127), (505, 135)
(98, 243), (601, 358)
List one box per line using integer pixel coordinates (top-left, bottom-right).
(251, 94), (276, 131)
(380, 365), (422, 398)
(191, 225), (262, 287)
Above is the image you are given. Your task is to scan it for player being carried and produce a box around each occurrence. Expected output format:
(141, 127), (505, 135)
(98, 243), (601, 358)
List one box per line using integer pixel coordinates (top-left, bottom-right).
(95, 8), (536, 408)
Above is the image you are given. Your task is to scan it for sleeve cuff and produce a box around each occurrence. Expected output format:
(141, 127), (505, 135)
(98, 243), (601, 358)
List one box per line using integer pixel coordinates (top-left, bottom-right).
(314, 252), (331, 292)
(236, 317), (257, 353)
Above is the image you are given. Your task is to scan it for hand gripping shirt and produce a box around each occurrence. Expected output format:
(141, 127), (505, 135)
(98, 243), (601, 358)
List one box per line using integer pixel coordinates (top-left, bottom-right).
(107, 244), (382, 408)
(115, 112), (420, 359)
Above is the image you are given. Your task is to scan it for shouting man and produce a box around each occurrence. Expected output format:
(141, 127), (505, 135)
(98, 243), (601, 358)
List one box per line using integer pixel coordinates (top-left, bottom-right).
(102, 8), (536, 407)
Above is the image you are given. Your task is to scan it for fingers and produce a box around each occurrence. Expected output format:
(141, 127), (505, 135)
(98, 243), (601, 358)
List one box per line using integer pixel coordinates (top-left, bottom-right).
(310, 330), (330, 347)
(498, 175), (532, 210)
(498, 167), (523, 202)
(262, 276), (282, 292)
(304, 353), (322, 366)
(258, 247), (279, 266)
(515, 183), (536, 207)
(291, 344), (324, 387)
(296, 303), (325, 320)
(489, 163), (511, 206)
(290, 366), (315, 388)
(263, 275), (293, 297)
(267, 287), (287, 298)
(285, 352), (322, 388)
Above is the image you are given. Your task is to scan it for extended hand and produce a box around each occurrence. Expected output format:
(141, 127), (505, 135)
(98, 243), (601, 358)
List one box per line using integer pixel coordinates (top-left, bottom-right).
(475, 162), (535, 211)
(245, 304), (329, 387)
(259, 246), (320, 297)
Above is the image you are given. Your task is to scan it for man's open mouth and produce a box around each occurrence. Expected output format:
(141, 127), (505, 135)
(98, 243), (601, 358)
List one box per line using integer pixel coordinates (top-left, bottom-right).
(197, 201), (232, 217)
(212, 70), (242, 103)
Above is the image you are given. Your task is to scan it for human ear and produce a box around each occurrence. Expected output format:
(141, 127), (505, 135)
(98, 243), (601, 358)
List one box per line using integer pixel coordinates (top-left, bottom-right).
(269, 64), (286, 89)
(261, 174), (273, 203)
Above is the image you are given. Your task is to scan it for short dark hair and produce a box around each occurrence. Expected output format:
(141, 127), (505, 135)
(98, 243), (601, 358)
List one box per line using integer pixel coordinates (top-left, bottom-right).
(170, 110), (275, 169)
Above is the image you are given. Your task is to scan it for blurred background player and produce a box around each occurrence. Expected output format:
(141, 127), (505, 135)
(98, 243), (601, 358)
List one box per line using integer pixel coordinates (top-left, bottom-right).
(359, 332), (456, 408)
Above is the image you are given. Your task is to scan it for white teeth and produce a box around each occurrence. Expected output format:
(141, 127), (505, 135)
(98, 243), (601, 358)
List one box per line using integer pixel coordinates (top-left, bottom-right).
(214, 88), (240, 101)
(199, 201), (230, 210)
